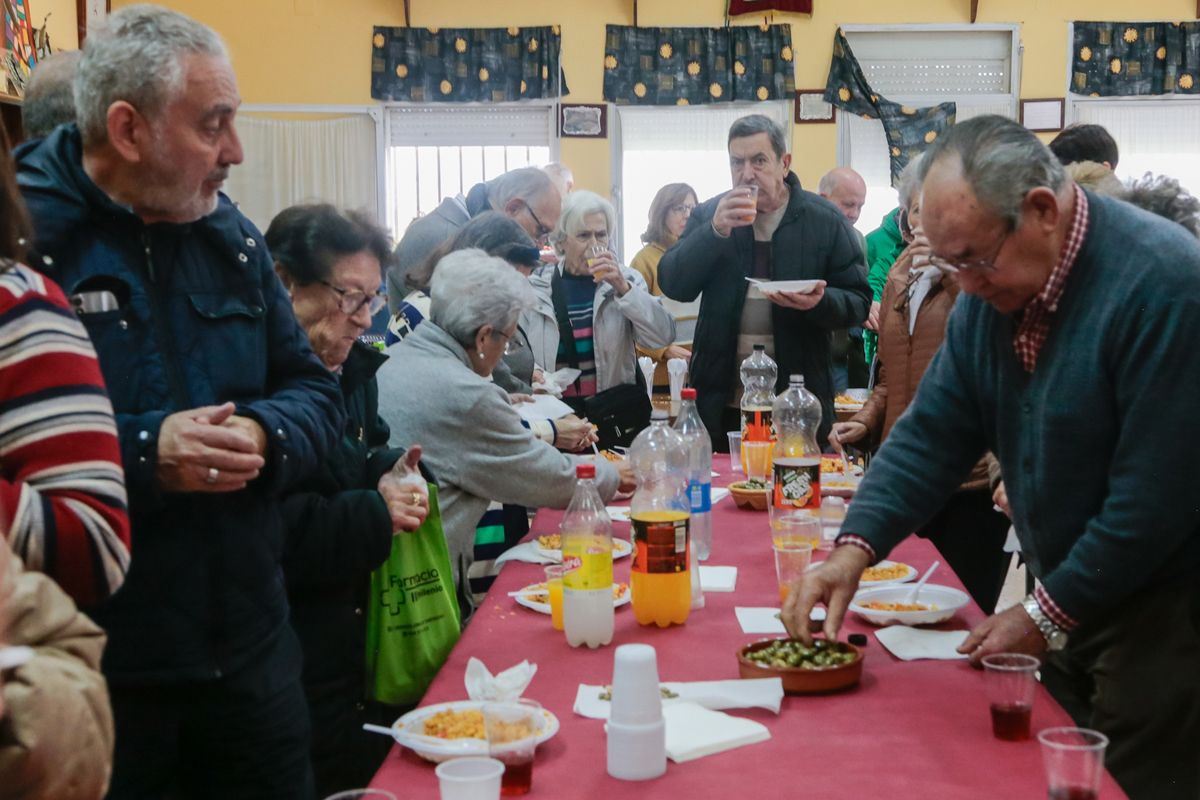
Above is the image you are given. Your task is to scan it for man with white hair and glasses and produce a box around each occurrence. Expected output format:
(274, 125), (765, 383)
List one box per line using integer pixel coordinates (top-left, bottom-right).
(784, 115), (1200, 800)
(17, 5), (342, 797)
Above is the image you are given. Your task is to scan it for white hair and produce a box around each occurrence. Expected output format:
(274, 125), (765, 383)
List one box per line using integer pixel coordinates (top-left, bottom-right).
(74, 4), (228, 146)
(430, 249), (535, 347)
(488, 167), (558, 210)
(549, 190), (616, 255)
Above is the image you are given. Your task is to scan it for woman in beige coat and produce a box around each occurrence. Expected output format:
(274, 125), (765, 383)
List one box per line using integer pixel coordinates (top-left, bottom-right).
(0, 537), (114, 799)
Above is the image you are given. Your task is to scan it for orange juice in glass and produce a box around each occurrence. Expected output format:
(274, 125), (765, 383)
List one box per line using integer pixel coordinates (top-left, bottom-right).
(544, 565), (565, 631)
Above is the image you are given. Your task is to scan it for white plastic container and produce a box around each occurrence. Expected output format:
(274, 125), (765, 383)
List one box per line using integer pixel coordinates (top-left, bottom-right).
(606, 644), (667, 781)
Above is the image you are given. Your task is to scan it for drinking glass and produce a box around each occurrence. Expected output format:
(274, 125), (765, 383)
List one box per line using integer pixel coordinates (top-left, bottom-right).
(1039, 727), (1109, 800)
(543, 565), (565, 631)
(741, 184), (760, 225)
(982, 653), (1040, 741)
(726, 432), (743, 473)
(742, 440), (773, 482)
(483, 700), (543, 796)
(435, 757), (505, 800)
(772, 535), (813, 604)
(324, 791), (398, 800)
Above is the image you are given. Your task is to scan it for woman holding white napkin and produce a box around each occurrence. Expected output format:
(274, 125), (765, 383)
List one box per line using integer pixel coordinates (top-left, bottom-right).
(827, 157), (1009, 612)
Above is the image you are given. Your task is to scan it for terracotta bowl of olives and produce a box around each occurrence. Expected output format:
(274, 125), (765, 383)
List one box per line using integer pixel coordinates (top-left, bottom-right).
(729, 480), (770, 511)
(737, 637), (863, 694)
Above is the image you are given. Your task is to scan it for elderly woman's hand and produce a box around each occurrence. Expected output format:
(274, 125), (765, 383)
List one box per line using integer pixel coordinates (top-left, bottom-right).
(829, 421), (868, 453)
(376, 446), (429, 533)
(553, 415), (597, 452)
(586, 250), (630, 297)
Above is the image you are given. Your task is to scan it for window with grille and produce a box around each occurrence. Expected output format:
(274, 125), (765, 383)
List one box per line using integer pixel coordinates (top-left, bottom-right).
(384, 104), (556, 242)
(837, 25), (1021, 234)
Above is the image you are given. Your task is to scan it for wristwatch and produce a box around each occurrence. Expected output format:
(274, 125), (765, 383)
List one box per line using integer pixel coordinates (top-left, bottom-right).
(1022, 595), (1069, 651)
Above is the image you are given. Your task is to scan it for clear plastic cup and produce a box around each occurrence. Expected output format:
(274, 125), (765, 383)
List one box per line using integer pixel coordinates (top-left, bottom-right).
(1039, 727), (1109, 800)
(726, 432), (743, 473)
(982, 653), (1040, 741)
(435, 757), (504, 800)
(742, 440), (773, 482)
(323, 791), (398, 800)
(742, 184), (760, 225)
(772, 530), (814, 604)
(543, 565), (565, 631)
(483, 700), (542, 796)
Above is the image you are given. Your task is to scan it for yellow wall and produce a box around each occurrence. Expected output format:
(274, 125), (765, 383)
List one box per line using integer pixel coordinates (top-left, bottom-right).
(30, 0), (78, 53)
(111, 0), (1197, 193)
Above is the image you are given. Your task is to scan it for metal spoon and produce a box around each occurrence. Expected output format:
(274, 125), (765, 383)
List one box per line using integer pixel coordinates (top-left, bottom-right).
(905, 560), (941, 604)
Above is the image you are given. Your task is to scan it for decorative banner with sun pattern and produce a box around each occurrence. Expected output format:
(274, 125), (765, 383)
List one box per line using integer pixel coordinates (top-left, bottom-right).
(371, 25), (568, 103)
(602, 23), (795, 106)
(823, 27), (955, 186)
(1072, 21), (1200, 96)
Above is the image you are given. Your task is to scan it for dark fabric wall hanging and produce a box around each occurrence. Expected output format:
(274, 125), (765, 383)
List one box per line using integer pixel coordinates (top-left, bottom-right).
(1071, 21), (1200, 96)
(602, 23), (796, 106)
(823, 27), (956, 185)
(727, 0), (812, 15)
(371, 25), (569, 102)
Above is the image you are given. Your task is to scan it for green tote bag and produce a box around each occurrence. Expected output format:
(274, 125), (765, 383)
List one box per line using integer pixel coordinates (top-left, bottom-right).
(365, 483), (461, 705)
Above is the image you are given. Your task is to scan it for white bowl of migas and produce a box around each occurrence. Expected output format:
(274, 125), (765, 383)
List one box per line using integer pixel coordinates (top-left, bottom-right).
(849, 584), (970, 626)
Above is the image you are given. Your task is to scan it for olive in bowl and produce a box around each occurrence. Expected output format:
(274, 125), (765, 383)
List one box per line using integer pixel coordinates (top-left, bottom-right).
(736, 638), (864, 694)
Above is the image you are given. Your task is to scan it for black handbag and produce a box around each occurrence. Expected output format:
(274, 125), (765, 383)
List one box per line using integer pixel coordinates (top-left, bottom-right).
(584, 382), (652, 451)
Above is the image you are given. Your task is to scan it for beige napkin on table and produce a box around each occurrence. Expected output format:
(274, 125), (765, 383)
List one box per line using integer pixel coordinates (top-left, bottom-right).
(663, 702), (771, 763)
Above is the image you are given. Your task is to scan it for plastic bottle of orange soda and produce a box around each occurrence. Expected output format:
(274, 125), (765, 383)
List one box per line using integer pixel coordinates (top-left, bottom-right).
(628, 411), (691, 628)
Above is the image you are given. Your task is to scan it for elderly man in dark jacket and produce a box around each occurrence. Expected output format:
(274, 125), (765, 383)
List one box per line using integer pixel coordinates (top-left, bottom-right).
(659, 114), (870, 448)
(16, 8), (341, 799)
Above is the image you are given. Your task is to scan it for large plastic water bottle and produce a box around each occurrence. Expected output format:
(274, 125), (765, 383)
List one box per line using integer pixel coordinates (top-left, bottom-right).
(628, 410), (691, 628)
(771, 374), (823, 515)
(739, 345), (778, 473)
(673, 388), (713, 562)
(561, 462), (614, 648)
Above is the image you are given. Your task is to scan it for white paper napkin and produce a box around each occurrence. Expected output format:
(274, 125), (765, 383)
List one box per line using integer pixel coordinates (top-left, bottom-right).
(465, 657), (538, 702)
(667, 358), (688, 413)
(735, 606), (825, 635)
(663, 702), (771, 763)
(637, 356), (655, 401)
(710, 487), (730, 506)
(494, 542), (557, 566)
(874, 626), (970, 661)
(574, 678), (783, 720)
(532, 367), (581, 397)
(699, 566), (737, 592)
(512, 393), (574, 422)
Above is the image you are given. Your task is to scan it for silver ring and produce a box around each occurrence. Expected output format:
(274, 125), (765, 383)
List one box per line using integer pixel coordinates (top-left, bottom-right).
(206, 467), (219, 484)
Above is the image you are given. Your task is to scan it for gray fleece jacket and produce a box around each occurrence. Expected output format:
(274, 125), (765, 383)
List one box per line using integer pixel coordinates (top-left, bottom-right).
(376, 320), (621, 603)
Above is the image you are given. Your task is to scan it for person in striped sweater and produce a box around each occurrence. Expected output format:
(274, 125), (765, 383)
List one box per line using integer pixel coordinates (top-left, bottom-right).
(0, 127), (130, 610)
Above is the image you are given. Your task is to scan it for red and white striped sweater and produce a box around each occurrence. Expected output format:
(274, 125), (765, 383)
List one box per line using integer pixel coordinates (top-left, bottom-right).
(0, 262), (130, 608)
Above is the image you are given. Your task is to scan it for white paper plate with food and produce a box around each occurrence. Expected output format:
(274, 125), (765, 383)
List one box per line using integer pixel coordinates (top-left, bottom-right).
(390, 700), (559, 763)
(513, 581), (631, 615)
(834, 389), (870, 411)
(746, 278), (820, 297)
(821, 472), (862, 498)
(849, 584), (970, 626)
(534, 534), (633, 562)
(858, 560), (918, 585)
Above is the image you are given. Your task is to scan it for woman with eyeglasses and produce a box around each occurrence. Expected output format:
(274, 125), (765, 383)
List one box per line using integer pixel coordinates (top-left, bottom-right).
(377, 250), (636, 616)
(630, 182), (697, 297)
(266, 203), (430, 796)
(525, 190), (675, 411)
(828, 157), (1010, 613)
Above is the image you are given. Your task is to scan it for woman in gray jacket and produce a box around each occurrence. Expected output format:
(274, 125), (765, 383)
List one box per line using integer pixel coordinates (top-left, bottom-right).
(524, 191), (675, 410)
(376, 250), (635, 613)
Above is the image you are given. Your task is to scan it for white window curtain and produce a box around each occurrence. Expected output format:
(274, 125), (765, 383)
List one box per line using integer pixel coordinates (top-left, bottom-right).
(1069, 100), (1200, 195)
(614, 101), (789, 262)
(223, 113), (379, 233)
(837, 26), (1019, 233)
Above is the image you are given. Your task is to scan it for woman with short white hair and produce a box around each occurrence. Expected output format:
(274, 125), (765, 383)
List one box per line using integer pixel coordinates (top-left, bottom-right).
(376, 249), (634, 614)
(524, 190), (675, 409)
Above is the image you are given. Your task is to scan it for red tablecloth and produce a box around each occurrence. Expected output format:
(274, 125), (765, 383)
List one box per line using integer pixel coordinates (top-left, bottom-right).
(371, 470), (1127, 799)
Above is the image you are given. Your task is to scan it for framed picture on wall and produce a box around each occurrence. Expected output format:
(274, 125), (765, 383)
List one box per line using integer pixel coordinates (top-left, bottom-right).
(1020, 98), (1065, 133)
(795, 89), (835, 124)
(560, 103), (607, 138)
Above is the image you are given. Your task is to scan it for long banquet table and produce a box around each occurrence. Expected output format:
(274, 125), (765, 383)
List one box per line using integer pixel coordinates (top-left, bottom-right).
(371, 467), (1126, 798)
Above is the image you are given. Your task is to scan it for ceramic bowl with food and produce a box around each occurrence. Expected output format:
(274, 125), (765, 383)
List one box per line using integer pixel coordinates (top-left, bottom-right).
(849, 584), (970, 626)
(729, 480), (770, 511)
(736, 638), (863, 694)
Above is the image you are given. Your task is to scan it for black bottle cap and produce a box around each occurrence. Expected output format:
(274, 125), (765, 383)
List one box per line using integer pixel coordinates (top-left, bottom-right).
(848, 633), (868, 647)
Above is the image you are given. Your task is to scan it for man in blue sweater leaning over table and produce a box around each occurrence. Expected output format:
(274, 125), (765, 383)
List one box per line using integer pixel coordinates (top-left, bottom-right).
(782, 115), (1200, 799)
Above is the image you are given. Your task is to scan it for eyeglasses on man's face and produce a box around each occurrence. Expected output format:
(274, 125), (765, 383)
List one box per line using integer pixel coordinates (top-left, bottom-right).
(928, 226), (1012, 275)
(523, 202), (553, 240)
(320, 280), (387, 317)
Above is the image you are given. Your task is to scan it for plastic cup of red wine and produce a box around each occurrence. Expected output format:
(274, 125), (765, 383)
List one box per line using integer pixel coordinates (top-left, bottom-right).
(1039, 727), (1109, 800)
(483, 700), (542, 796)
(981, 653), (1040, 741)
